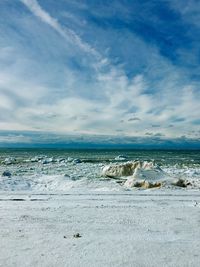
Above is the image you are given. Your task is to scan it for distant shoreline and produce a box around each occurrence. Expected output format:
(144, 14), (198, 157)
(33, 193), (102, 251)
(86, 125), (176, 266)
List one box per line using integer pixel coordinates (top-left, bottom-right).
(0, 146), (200, 151)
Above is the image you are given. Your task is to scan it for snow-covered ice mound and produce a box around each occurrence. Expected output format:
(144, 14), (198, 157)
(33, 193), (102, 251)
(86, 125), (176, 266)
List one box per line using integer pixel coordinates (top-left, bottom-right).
(102, 161), (162, 178)
(124, 165), (166, 188)
(102, 160), (194, 189)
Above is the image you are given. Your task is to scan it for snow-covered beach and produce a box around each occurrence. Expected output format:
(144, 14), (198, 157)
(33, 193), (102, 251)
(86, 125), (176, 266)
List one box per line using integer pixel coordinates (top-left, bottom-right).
(0, 149), (200, 266)
(1, 191), (200, 267)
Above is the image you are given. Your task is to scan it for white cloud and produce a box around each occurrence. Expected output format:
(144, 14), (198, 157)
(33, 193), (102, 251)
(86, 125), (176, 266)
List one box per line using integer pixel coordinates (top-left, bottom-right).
(0, 0), (199, 141)
(0, 134), (32, 143)
(20, 0), (100, 57)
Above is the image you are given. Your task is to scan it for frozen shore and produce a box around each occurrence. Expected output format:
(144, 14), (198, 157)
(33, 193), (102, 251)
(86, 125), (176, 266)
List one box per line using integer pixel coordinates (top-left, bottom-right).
(0, 190), (200, 267)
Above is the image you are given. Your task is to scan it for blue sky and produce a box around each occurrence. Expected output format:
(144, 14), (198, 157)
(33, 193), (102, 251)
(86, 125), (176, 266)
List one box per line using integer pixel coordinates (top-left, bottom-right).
(0, 0), (200, 146)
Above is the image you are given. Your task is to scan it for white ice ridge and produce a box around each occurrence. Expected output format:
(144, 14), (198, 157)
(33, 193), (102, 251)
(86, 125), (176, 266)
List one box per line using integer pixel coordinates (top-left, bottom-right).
(102, 161), (192, 189)
(102, 161), (163, 178)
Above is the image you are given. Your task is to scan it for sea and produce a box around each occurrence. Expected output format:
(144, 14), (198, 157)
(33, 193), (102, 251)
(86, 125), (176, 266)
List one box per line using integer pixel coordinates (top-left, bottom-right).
(0, 148), (200, 192)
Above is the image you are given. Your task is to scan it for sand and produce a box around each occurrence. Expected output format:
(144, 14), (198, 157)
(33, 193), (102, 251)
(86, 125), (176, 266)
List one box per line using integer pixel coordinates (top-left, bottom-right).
(0, 190), (200, 267)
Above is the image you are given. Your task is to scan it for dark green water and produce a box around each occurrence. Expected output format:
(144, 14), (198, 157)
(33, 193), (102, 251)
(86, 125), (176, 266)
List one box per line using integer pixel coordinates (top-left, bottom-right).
(0, 148), (200, 166)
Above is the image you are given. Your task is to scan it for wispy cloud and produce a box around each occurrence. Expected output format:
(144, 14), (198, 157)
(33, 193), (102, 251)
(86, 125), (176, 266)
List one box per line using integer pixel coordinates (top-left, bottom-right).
(20, 0), (100, 57)
(0, 0), (199, 144)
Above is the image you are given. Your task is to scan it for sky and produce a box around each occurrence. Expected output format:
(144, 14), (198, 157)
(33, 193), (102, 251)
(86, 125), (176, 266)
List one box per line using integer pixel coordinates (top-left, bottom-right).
(0, 0), (200, 147)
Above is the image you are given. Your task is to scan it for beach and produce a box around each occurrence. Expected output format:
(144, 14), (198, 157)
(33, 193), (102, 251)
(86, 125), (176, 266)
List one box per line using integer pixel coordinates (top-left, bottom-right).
(1, 190), (200, 267)
(0, 149), (200, 266)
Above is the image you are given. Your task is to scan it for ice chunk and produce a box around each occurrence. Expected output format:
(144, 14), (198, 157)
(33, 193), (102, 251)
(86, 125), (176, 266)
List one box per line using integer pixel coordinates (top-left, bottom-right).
(115, 155), (127, 161)
(73, 159), (82, 164)
(42, 158), (53, 164)
(67, 157), (74, 162)
(2, 170), (12, 177)
(102, 161), (157, 178)
(4, 157), (16, 165)
(171, 178), (189, 188)
(124, 167), (166, 188)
